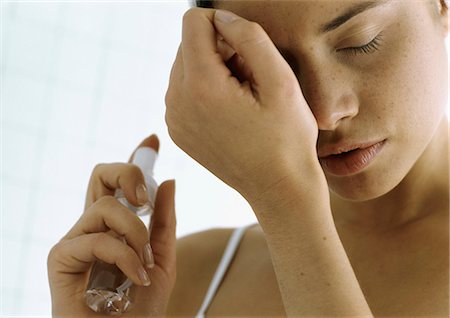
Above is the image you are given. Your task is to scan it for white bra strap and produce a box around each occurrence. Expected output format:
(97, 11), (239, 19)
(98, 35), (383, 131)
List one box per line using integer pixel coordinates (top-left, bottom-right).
(195, 224), (253, 318)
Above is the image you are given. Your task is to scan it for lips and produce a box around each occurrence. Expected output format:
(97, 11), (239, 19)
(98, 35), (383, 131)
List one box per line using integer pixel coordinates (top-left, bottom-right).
(318, 140), (386, 176)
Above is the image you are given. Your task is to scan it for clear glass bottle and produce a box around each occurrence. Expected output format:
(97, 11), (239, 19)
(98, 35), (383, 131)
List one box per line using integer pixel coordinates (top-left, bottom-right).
(84, 147), (158, 315)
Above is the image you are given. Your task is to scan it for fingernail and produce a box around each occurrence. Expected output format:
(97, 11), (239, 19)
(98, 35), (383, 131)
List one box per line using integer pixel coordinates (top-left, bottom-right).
(136, 184), (149, 205)
(138, 266), (151, 286)
(214, 10), (240, 24)
(143, 242), (155, 269)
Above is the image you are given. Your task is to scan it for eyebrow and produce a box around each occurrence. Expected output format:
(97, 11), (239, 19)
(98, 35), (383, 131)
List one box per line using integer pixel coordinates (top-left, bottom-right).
(320, 0), (390, 34)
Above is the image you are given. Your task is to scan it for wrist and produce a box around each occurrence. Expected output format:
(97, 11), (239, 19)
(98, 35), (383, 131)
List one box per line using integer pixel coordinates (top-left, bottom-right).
(246, 156), (329, 215)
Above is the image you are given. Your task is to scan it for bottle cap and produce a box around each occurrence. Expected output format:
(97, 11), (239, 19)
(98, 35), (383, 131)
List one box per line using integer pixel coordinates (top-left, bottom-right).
(132, 147), (157, 176)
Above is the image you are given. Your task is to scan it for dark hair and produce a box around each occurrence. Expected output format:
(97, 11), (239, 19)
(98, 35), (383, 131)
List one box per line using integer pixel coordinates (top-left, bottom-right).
(441, 0), (448, 12)
(194, 0), (214, 8)
(194, 0), (449, 12)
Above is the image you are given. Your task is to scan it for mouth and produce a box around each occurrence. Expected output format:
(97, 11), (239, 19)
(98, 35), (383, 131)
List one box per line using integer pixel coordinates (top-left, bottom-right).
(318, 140), (386, 176)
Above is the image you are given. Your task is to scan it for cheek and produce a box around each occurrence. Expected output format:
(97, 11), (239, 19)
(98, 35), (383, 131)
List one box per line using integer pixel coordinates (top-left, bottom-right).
(362, 25), (447, 139)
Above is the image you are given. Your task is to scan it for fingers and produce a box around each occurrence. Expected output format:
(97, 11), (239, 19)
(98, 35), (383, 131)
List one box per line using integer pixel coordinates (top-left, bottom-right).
(64, 196), (152, 269)
(84, 163), (147, 210)
(182, 8), (231, 82)
(182, 7), (294, 102)
(213, 9), (295, 99)
(49, 233), (150, 286)
(149, 179), (177, 276)
(84, 134), (160, 210)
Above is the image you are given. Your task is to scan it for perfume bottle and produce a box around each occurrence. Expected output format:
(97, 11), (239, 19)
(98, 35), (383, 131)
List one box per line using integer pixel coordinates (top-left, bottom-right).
(84, 147), (158, 315)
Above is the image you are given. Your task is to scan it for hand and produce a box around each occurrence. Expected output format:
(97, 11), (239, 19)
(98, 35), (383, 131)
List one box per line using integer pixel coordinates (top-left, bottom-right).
(165, 8), (323, 206)
(47, 134), (176, 317)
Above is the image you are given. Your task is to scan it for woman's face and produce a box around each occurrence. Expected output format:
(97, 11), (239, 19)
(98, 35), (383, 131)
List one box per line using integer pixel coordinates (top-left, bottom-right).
(216, 0), (449, 201)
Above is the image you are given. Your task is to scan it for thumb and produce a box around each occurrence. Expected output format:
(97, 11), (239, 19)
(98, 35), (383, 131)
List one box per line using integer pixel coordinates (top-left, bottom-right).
(213, 9), (294, 100)
(149, 179), (176, 272)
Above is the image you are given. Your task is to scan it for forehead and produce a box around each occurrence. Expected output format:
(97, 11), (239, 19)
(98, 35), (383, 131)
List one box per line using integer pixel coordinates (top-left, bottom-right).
(214, 0), (391, 41)
(215, 0), (361, 25)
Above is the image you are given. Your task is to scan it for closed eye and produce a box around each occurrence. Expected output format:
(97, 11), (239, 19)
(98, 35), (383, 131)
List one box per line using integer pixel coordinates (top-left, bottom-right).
(339, 33), (384, 55)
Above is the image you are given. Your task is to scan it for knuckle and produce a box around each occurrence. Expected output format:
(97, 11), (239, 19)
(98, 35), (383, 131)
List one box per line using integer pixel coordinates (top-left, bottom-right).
(165, 83), (182, 109)
(164, 109), (172, 129)
(93, 232), (113, 247)
(182, 9), (192, 24)
(182, 7), (201, 25)
(47, 243), (62, 265)
(126, 163), (143, 179)
(165, 89), (173, 109)
(246, 21), (265, 35)
(92, 163), (106, 178)
(95, 195), (116, 208)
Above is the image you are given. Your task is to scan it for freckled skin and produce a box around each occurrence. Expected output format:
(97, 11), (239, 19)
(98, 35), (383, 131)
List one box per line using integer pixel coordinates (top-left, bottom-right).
(215, 0), (448, 230)
(164, 2), (449, 316)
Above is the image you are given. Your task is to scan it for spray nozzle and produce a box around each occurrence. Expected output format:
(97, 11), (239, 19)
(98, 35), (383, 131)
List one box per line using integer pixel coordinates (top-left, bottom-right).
(132, 147), (158, 176)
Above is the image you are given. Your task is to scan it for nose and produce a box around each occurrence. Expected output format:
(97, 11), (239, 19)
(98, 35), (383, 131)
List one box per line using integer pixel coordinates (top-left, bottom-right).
(296, 64), (359, 131)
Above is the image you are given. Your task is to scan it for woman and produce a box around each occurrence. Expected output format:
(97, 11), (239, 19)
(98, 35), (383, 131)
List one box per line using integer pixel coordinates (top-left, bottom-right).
(48, 0), (449, 316)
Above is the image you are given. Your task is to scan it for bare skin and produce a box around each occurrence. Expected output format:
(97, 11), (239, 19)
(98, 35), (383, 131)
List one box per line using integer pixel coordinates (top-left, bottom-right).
(167, 0), (449, 316)
(168, 203), (448, 316)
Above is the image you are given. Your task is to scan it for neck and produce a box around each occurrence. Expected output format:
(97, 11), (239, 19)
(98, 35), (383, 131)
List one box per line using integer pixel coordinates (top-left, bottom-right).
(330, 117), (449, 234)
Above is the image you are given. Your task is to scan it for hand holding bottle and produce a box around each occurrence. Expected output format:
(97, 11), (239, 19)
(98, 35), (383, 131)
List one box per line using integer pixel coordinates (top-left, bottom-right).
(47, 135), (176, 317)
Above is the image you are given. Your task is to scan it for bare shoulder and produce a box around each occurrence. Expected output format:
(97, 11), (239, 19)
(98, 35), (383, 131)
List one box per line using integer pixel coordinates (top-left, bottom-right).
(165, 224), (286, 317)
(165, 227), (238, 317)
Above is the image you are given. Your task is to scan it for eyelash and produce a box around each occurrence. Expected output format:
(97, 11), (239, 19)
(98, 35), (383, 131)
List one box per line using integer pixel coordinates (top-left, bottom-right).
(340, 33), (384, 55)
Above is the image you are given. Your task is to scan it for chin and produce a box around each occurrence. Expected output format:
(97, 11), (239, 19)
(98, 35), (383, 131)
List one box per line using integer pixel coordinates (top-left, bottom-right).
(325, 161), (409, 202)
(328, 178), (397, 202)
